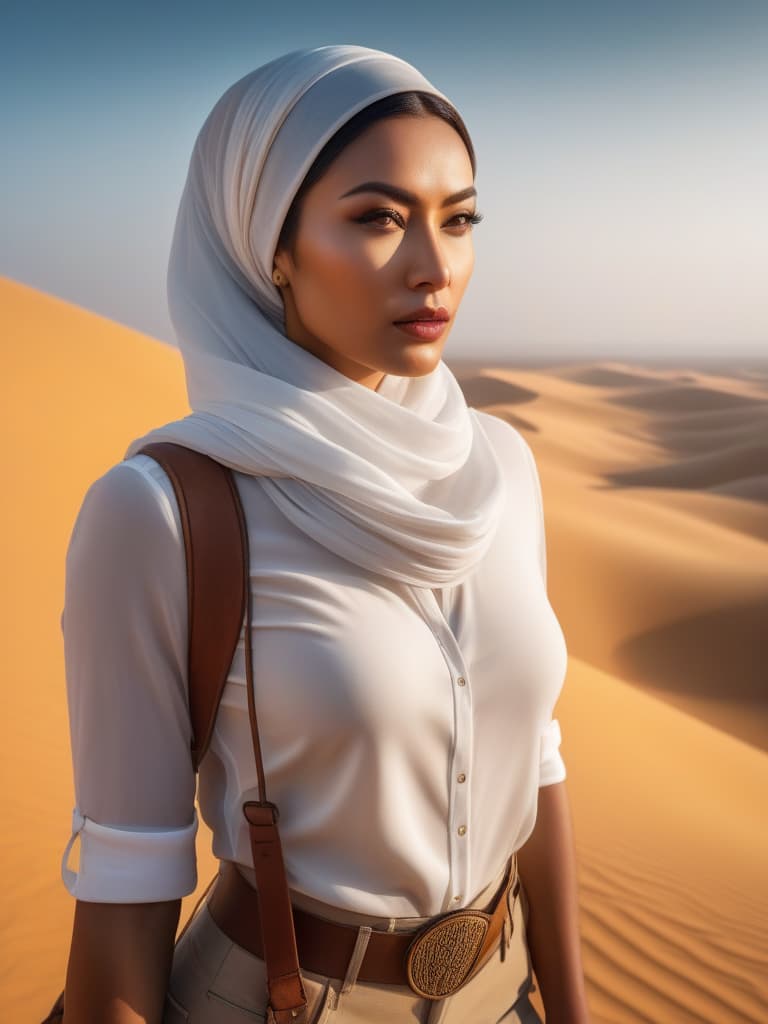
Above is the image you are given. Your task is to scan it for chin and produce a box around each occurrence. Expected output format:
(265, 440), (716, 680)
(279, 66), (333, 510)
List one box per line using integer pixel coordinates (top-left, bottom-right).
(393, 348), (444, 378)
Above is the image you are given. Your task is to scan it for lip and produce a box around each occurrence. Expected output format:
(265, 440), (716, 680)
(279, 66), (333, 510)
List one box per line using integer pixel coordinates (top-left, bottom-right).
(393, 305), (450, 324)
(393, 319), (449, 341)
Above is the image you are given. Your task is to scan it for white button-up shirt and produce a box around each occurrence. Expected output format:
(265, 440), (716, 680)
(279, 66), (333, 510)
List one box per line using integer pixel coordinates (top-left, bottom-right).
(60, 411), (567, 916)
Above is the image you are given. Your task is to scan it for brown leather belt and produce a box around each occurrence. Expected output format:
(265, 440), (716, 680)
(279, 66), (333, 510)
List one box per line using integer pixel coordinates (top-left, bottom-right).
(207, 853), (520, 1000)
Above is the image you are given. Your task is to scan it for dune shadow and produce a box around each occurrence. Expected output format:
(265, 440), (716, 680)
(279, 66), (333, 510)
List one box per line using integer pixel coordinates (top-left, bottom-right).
(598, 442), (768, 503)
(593, 379), (768, 508)
(603, 383), (765, 415)
(555, 366), (660, 389)
(453, 373), (539, 409)
(709, 474), (768, 504)
(641, 409), (768, 458)
(480, 408), (539, 433)
(615, 597), (768, 751)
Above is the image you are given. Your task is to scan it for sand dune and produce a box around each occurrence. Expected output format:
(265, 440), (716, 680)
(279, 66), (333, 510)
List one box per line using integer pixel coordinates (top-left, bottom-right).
(603, 440), (768, 494)
(557, 657), (768, 1024)
(548, 364), (663, 389)
(629, 488), (768, 544)
(4, 279), (767, 1022)
(641, 409), (768, 455)
(603, 383), (765, 414)
(711, 474), (768, 504)
(1, 278), (196, 1021)
(457, 361), (768, 753)
(452, 373), (540, 408)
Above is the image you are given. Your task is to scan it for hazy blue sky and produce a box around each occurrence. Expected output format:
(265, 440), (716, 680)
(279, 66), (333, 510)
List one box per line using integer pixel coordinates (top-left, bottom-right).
(2, 0), (766, 360)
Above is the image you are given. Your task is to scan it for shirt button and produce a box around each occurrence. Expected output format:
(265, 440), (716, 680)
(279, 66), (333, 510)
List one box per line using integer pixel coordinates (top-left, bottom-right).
(453, 894), (462, 902)
(456, 676), (466, 686)
(457, 772), (466, 783)
(458, 825), (467, 836)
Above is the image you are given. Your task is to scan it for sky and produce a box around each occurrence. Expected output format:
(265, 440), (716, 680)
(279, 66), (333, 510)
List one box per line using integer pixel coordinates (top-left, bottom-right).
(2, 0), (767, 362)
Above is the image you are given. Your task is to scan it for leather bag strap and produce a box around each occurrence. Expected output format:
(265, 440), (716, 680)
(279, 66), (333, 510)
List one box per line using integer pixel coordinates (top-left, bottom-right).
(241, 600), (309, 1022)
(136, 442), (308, 1023)
(137, 441), (246, 769)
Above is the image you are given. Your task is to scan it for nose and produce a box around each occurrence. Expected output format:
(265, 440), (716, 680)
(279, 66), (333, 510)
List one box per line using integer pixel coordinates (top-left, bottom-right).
(403, 223), (452, 291)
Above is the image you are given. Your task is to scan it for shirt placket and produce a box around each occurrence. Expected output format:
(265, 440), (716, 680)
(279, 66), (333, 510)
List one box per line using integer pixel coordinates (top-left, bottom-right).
(410, 586), (473, 912)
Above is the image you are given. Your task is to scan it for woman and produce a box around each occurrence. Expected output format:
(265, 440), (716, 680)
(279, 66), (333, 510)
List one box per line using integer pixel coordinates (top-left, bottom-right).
(58, 44), (590, 1023)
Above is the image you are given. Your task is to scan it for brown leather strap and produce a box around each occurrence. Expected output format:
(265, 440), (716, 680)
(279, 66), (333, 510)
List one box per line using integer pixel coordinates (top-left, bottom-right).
(208, 853), (519, 992)
(136, 441), (307, 1022)
(136, 442), (248, 771)
(240, 511), (308, 1021)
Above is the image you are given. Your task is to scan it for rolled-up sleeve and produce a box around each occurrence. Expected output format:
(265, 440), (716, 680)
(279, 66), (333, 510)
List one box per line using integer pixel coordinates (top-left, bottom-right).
(60, 458), (197, 902)
(538, 718), (567, 786)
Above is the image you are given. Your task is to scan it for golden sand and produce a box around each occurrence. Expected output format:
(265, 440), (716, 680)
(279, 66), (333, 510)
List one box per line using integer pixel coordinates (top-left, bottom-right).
(3, 278), (766, 1022)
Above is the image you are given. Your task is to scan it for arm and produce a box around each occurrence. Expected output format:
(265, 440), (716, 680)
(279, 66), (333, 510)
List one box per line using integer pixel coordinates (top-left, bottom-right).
(58, 460), (198, 1021)
(63, 899), (180, 1024)
(516, 780), (591, 1024)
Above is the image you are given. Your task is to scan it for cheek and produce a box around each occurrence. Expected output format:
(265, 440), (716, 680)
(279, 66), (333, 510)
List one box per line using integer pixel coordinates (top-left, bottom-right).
(456, 238), (475, 276)
(452, 244), (475, 297)
(296, 232), (385, 317)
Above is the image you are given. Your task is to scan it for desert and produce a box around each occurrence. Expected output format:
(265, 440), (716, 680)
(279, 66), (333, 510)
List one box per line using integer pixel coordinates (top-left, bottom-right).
(3, 276), (766, 1022)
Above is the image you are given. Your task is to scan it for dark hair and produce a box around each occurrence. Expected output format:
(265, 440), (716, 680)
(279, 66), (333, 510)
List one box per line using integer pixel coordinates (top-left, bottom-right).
(275, 91), (476, 261)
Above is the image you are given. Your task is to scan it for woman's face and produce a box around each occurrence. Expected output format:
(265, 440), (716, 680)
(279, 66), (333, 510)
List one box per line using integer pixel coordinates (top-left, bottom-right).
(273, 114), (478, 391)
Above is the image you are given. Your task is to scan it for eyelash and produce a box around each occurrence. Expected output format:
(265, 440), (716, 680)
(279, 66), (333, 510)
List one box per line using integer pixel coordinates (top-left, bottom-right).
(354, 208), (484, 230)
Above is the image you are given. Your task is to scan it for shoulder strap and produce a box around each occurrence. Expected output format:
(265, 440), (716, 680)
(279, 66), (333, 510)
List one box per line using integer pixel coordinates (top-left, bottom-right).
(134, 442), (307, 1022)
(135, 441), (247, 771)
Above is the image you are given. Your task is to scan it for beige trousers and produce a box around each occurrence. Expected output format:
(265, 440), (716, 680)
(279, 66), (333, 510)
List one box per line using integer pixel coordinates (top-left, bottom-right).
(164, 859), (542, 1024)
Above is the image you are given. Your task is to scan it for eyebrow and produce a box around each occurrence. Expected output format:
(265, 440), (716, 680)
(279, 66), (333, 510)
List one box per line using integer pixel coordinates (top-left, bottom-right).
(338, 181), (477, 207)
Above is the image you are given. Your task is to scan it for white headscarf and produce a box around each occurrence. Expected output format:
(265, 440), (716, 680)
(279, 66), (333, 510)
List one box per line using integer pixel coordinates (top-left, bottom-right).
(125, 44), (506, 588)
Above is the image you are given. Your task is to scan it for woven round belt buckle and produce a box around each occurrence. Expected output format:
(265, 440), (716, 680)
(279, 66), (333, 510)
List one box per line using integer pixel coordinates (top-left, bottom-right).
(405, 909), (491, 999)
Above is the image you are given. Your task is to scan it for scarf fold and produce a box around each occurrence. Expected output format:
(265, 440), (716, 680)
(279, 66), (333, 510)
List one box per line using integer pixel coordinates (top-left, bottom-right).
(125, 44), (506, 588)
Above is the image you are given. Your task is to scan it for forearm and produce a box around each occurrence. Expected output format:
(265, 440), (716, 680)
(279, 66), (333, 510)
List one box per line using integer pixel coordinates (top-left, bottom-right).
(63, 898), (181, 1023)
(516, 780), (590, 1024)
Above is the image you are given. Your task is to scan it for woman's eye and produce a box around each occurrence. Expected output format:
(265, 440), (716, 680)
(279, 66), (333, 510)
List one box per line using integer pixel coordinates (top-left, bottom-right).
(355, 208), (404, 228)
(354, 208), (484, 230)
(450, 211), (484, 229)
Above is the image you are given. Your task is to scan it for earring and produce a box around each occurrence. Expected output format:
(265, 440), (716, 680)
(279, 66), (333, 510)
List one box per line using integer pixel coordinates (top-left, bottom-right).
(272, 268), (287, 287)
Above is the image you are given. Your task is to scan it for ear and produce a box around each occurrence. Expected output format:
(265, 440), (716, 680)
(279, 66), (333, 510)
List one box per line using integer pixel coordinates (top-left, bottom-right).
(272, 247), (293, 281)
